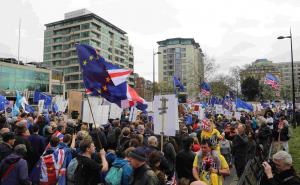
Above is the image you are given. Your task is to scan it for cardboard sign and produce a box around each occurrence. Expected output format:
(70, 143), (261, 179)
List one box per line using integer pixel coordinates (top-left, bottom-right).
(68, 91), (83, 119)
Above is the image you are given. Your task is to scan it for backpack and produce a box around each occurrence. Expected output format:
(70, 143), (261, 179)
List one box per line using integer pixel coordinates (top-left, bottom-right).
(105, 165), (124, 185)
(67, 158), (78, 185)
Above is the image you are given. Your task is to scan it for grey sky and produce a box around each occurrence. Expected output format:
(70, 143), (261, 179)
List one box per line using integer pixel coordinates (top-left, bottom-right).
(1, 0), (300, 81)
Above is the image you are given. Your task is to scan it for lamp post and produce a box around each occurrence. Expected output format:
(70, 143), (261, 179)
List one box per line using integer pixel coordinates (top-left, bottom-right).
(153, 50), (161, 100)
(277, 28), (296, 128)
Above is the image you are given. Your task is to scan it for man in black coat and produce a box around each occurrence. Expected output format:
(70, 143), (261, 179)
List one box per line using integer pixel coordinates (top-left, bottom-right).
(231, 124), (249, 178)
(176, 136), (195, 183)
(262, 151), (300, 185)
(0, 132), (15, 162)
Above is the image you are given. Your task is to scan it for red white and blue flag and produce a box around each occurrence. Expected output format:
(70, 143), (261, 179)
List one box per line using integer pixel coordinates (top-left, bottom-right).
(265, 73), (280, 90)
(76, 44), (147, 110)
(200, 82), (211, 96)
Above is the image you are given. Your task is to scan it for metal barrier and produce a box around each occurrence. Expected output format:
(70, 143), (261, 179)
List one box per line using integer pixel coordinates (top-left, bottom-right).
(237, 140), (272, 185)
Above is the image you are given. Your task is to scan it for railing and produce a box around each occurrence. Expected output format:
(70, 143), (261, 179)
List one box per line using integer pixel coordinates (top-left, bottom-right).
(237, 139), (272, 185)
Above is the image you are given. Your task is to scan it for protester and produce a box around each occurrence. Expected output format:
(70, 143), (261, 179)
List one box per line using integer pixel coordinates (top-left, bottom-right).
(192, 139), (230, 185)
(0, 132), (15, 161)
(0, 144), (31, 185)
(176, 136), (195, 183)
(231, 124), (249, 178)
(262, 151), (300, 185)
(73, 139), (108, 185)
(128, 146), (160, 185)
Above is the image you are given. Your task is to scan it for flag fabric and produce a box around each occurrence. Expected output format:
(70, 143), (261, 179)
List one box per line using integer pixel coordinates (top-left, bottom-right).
(107, 68), (132, 86)
(25, 104), (35, 113)
(223, 97), (233, 110)
(0, 95), (8, 111)
(33, 90), (52, 109)
(200, 82), (211, 96)
(173, 76), (185, 94)
(76, 44), (147, 110)
(265, 73), (280, 89)
(236, 98), (253, 112)
(52, 103), (59, 113)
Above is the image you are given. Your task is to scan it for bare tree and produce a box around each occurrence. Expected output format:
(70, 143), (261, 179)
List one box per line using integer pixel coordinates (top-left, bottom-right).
(203, 54), (218, 81)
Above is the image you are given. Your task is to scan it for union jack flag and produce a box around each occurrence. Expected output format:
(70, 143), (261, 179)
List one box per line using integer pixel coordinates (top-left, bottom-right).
(200, 82), (211, 96)
(265, 73), (280, 90)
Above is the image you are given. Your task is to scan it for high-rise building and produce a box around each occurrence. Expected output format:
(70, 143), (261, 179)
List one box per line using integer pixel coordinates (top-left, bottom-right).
(43, 9), (134, 95)
(275, 61), (300, 101)
(157, 38), (204, 98)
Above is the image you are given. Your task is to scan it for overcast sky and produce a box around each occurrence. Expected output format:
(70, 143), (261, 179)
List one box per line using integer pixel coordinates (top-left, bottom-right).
(1, 0), (300, 81)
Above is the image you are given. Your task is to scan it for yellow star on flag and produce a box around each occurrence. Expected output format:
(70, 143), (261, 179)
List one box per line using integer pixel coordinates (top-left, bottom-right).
(102, 85), (107, 91)
(105, 77), (110, 83)
(83, 60), (87, 65)
(89, 55), (94, 61)
(97, 89), (102, 94)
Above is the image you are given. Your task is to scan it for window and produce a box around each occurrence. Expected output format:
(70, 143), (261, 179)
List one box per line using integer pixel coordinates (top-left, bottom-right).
(81, 31), (89, 38)
(81, 23), (90, 30)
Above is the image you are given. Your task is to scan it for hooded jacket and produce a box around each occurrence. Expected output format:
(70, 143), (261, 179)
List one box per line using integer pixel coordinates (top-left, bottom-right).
(0, 153), (30, 185)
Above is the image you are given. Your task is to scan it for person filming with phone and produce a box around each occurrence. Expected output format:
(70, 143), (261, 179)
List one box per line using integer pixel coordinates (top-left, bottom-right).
(262, 151), (300, 185)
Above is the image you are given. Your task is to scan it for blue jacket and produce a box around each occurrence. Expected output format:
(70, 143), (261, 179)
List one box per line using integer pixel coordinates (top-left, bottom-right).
(112, 158), (133, 185)
(0, 153), (30, 185)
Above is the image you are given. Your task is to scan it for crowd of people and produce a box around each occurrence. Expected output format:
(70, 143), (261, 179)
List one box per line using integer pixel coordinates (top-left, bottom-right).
(0, 105), (299, 185)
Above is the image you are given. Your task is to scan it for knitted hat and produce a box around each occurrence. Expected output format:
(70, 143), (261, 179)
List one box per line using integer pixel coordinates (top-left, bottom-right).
(128, 147), (147, 162)
(2, 132), (15, 142)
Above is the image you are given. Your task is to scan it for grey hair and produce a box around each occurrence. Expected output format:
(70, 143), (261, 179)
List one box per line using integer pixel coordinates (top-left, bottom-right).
(148, 136), (158, 146)
(273, 151), (292, 165)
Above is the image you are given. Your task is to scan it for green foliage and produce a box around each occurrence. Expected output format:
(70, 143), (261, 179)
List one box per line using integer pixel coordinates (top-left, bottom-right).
(260, 84), (275, 101)
(241, 77), (260, 101)
(289, 127), (300, 175)
(210, 81), (230, 97)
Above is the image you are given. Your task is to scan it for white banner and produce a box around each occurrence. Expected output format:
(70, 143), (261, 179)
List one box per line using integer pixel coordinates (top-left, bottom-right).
(109, 103), (123, 119)
(82, 97), (109, 126)
(38, 100), (44, 114)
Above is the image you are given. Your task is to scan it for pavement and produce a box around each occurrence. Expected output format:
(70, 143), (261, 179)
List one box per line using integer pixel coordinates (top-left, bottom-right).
(224, 167), (238, 185)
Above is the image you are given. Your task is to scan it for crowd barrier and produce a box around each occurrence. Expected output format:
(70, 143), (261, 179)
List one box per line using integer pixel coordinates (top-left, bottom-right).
(237, 139), (272, 185)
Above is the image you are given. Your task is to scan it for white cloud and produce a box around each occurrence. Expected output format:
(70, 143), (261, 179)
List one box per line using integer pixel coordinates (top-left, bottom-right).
(1, 0), (300, 79)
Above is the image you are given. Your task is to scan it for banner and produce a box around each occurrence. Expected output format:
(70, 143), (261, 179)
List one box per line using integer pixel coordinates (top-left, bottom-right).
(109, 103), (123, 119)
(38, 100), (44, 114)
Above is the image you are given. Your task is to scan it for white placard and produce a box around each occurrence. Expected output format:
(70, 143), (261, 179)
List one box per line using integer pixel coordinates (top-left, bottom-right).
(82, 97), (109, 126)
(54, 95), (68, 112)
(234, 112), (241, 121)
(146, 102), (154, 113)
(153, 94), (178, 136)
(199, 107), (205, 120)
(109, 103), (123, 119)
(215, 104), (224, 115)
(129, 107), (138, 122)
(38, 100), (44, 114)
(224, 110), (232, 119)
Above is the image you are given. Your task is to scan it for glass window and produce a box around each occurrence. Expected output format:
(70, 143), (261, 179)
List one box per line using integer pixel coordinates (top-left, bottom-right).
(81, 23), (90, 30)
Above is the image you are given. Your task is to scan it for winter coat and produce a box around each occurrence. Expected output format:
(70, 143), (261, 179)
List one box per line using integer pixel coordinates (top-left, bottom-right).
(129, 163), (160, 185)
(0, 153), (30, 185)
(0, 142), (13, 162)
(232, 134), (249, 158)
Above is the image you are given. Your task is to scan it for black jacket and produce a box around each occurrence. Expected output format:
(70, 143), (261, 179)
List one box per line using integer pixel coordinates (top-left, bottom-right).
(129, 163), (160, 185)
(74, 155), (102, 185)
(264, 168), (300, 185)
(0, 142), (13, 162)
(232, 134), (249, 158)
(176, 149), (195, 182)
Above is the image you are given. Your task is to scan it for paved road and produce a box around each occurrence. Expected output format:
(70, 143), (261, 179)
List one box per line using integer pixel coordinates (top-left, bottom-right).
(224, 167), (238, 185)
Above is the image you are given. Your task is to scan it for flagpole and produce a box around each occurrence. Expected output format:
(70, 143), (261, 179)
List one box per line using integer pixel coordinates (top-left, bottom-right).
(86, 93), (103, 149)
(18, 19), (21, 64)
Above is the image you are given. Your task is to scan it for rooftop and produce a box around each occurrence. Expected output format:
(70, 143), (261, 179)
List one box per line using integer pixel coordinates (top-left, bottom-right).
(157, 38), (200, 48)
(45, 9), (127, 34)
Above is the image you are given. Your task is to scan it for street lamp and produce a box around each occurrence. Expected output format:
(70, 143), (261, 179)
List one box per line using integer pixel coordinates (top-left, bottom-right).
(277, 28), (296, 128)
(153, 51), (161, 100)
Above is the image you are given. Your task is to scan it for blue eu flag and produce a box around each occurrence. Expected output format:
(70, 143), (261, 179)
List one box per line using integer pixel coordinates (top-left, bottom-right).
(76, 44), (128, 107)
